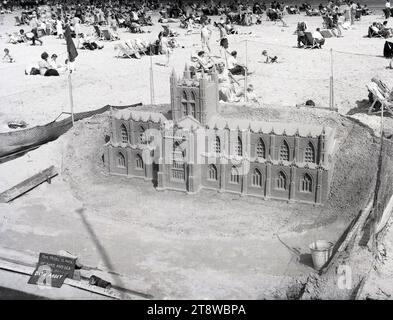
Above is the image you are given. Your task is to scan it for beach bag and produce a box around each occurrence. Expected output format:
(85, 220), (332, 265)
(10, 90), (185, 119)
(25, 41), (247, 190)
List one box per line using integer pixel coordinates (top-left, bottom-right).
(305, 100), (315, 106)
(383, 41), (393, 58)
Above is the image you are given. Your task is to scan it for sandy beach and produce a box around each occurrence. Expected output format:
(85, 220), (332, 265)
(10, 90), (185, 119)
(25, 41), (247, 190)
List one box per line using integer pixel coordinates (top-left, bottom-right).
(1, 11), (393, 134)
(1, 7), (393, 300)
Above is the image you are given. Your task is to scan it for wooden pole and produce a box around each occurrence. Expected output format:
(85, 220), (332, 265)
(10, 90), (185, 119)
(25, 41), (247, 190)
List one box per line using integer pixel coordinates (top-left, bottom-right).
(149, 47), (155, 106)
(244, 39), (248, 102)
(68, 71), (75, 126)
(381, 100), (384, 138)
(330, 48), (334, 111)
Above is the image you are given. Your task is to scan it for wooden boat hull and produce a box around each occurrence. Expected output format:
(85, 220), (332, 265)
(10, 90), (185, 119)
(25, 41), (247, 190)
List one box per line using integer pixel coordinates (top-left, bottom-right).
(0, 103), (141, 159)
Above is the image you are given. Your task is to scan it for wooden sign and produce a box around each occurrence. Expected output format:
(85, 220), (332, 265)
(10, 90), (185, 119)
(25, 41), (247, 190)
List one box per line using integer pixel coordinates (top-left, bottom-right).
(28, 253), (76, 288)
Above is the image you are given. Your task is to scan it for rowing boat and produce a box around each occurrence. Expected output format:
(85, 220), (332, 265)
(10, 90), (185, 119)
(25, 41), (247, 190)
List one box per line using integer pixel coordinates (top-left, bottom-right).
(0, 103), (142, 159)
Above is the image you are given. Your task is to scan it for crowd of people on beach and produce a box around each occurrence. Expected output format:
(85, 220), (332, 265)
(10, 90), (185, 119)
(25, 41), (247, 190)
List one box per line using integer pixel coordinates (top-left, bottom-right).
(1, 0), (393, 101)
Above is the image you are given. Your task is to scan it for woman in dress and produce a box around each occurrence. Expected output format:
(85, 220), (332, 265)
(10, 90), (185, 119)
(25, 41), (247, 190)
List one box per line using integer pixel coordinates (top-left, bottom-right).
(216, 62), (240, 102)
(56, 17), (63, 39)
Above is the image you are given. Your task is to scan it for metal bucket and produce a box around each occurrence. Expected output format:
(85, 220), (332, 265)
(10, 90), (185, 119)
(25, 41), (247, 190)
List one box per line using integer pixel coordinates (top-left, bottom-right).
(309, 240), (333, 271)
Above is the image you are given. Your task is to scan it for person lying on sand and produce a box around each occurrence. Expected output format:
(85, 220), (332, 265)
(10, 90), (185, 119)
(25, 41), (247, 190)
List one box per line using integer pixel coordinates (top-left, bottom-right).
(8, 29), (27, 44)
(2, 48), (14, 63)
(80, 34), (104, 50)
(261, 50), (278, 63)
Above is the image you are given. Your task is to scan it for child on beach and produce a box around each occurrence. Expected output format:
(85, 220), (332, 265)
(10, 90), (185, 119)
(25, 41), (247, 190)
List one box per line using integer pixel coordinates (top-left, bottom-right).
(245, 84), (259, 103)
(2, 48), (14, 63)
(261, 50), (278, 63)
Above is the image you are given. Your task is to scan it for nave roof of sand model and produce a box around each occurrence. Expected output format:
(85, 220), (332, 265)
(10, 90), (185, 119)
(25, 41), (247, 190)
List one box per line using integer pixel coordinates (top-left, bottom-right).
(111, 106), (334, 140)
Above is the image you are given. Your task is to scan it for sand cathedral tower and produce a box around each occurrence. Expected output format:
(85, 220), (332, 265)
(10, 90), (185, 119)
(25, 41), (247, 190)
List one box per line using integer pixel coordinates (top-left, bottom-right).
(170, 65), (219, 126)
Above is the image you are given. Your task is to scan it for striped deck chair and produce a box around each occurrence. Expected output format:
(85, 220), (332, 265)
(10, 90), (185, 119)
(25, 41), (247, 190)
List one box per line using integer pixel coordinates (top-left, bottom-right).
(94, 25), (103, 40)
(101, 29), (114, 41)
(115, 43), (141, 59)
(304, 32), (320, 49)
(367, 82), (393, 116)
(14, 16), (23, 26)
(125, 39), (146, 56)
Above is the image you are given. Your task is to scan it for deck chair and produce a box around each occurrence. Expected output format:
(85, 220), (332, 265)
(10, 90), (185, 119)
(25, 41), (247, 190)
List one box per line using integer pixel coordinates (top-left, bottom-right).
(130, 39), (148, 55)
(125, 39), (145, 56)
(304, 32), (320, 49)
(14, 16), (23, 26)
(101, 29), (114, 41)
(116, 43), (141, 59)
(367, 82), (393, 116)
(129, 22), (143, 33)
(94, 25), (103, 40)
(322, 16), (333, 29)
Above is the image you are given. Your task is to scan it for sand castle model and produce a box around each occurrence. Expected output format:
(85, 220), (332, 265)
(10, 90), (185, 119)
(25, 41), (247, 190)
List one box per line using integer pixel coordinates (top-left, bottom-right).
(103, 66), (336, 204)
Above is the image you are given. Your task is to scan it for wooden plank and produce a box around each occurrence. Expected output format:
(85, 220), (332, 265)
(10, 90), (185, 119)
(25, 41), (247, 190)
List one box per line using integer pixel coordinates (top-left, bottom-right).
(0, 259), (122, 300)
(338, 198), (374, 253)
(0, 255), (151, 300)
(319, 198), (374, 275)
(376, 194), (393, 234)
(0, 166), (58, 203)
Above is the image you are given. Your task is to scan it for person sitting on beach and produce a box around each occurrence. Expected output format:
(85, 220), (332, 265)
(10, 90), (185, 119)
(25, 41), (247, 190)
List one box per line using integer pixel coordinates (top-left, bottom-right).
(380, 21), (393, 38)
(262, 50), (278, 63)
(216, 61), (242, 103)
(256, 14), (263, 24)
(368, 22), (383, 37)
(224, 21), (238, 35)
(2, 48), (14, 63)
(245, 84), (259, 103)
(312, 28), (325, 48)
(49, 54), (67, 73)
(194, 50), (214, 72)
(227, 50), (249, 75)
(296, 21), (308, 47)
(38, 51), (59, 76)
(362, 4), (371, 15)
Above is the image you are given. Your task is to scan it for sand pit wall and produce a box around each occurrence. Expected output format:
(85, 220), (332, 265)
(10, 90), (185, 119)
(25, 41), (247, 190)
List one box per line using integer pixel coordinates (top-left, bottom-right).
(300, 132), (393, 300)
(375, 137), (393, 225)
(326, 118), (380, 220)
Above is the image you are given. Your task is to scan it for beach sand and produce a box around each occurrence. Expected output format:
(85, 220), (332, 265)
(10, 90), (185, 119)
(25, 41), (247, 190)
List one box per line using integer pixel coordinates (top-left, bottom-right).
(1, 11), (393, 134)
(1, 10), (393, 299)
